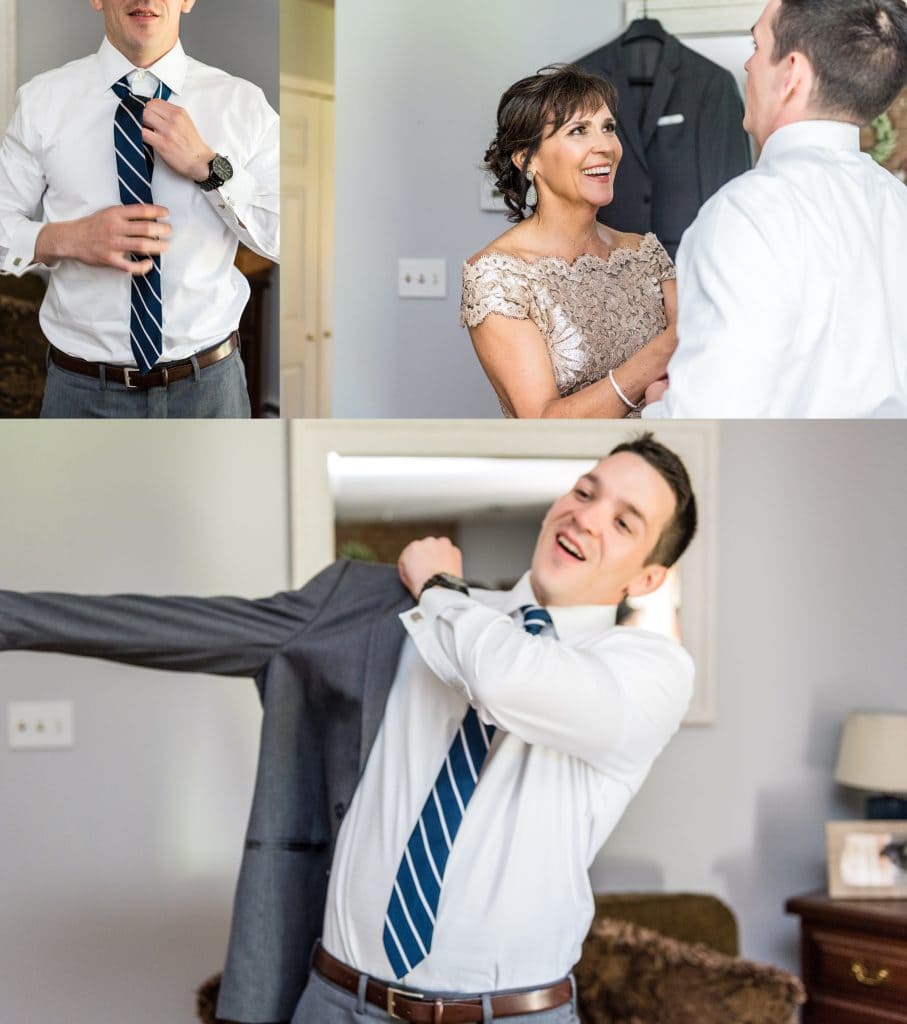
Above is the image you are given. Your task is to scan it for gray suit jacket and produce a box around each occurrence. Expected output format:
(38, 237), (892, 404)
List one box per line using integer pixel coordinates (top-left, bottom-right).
(0, 559), (413, 1023)
(578, 32), (751, 258)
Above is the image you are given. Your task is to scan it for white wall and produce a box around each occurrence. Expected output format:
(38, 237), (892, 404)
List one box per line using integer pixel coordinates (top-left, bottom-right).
(333, 0), (626, 418)
(283, 0), (335, 83)
(2, 420), (906, 1020)
(0, 421), (289, 1024)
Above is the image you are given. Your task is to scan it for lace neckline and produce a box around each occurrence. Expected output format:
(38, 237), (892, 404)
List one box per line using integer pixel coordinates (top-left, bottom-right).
(467, 232), (661, 273)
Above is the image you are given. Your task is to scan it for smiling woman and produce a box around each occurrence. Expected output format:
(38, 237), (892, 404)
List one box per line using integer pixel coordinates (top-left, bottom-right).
(460, 64), (679, 420)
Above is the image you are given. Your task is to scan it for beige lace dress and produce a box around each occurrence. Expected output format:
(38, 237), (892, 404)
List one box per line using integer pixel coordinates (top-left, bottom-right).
(460, 232), (675, 416)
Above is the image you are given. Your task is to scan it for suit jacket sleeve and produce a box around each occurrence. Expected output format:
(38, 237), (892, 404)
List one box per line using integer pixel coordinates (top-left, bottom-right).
(697, 70), (751, 203)
(0, 562), (347, 679)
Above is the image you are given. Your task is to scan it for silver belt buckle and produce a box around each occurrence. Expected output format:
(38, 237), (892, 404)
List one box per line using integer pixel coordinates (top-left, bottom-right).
(123, 366), (140, 389)
(387, 985), (422, 1020)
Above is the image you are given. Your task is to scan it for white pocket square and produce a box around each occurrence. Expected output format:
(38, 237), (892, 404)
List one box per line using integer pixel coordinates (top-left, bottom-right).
(657, 114), (685, 126)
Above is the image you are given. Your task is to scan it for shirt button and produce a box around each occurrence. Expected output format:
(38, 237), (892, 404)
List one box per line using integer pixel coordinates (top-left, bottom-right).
(411, 611), (423, 623)
(334, 802), (346, 820)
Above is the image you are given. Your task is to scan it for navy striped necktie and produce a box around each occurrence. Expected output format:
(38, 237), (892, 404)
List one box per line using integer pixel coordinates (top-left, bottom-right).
(111, 74), (172, 372)
(382, 602), (554, 979)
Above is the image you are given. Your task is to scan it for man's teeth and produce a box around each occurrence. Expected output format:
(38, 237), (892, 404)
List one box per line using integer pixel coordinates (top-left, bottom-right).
(582, 167), (611, 177)
(557, 536), (584, 560)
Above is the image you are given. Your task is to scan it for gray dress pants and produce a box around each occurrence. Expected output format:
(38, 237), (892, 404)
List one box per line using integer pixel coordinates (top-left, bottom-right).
(40, 345), (251, 418)
(291, 970), (581, 1024)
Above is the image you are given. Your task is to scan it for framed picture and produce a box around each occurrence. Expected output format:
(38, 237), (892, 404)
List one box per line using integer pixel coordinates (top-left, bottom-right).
(826, 821), (907, 899)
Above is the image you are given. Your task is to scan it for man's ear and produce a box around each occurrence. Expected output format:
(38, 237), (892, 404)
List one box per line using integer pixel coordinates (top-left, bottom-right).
(182, 0), (198, 13)
(781, 50), (814, 108)
(90, 0), (104, 13)
(625, 563), (668, 599)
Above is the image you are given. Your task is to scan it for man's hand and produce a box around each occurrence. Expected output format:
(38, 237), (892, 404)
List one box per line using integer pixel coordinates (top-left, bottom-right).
(398, 537), (464, 600)
(645, 376), (670, 406)
(142, 100), (216, 183)
(34, 205), (170, 275)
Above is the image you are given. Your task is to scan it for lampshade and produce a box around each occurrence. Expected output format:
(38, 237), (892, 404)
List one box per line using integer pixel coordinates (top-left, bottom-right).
(835, 712), (907, 792)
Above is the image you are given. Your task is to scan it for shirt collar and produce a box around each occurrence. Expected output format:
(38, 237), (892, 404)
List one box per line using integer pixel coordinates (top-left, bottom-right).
(758, 119), (861, 165)
(95, 36), (187, 96)
(479, 571), (619, 643)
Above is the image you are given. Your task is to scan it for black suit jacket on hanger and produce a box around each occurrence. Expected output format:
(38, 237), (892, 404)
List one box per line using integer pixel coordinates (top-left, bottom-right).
(578, 32), (751, 259)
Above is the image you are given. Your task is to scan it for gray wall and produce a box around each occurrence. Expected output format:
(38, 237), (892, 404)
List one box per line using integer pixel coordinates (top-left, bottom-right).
(16, 0), (279, 108)
(0, 421), (288, 1024)
(2, 420), (906, 1021)
(333, 0), (625, 418)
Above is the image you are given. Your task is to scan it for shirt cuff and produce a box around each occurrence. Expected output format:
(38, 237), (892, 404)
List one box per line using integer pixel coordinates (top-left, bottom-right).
(203, 162), (256, 224)
(1, 220), (49, 276)
(400, 583), (469, 634)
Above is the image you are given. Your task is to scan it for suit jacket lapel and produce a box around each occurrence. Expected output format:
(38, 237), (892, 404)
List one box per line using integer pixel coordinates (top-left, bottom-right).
(609, 60), (648, 171)
(640, 35), (681, 150)
(358, 600), (410, 773)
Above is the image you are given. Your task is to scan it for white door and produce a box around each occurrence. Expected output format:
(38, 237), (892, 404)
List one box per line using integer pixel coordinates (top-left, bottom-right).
(280, 80), (334, 417)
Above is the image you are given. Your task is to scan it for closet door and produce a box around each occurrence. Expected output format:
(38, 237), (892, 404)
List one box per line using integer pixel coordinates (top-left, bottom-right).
(281, 79), (334, 417)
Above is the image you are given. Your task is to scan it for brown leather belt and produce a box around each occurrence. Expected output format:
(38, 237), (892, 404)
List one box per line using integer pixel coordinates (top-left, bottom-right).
(312, 945), (572, 1023)
(49, 332), (238, 390)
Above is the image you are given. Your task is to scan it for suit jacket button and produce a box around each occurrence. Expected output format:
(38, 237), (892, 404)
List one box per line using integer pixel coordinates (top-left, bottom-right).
(643, 194), (651, 203)
(334, 802), (346, 820)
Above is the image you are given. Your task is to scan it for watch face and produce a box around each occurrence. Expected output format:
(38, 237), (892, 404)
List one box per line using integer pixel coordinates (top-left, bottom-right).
(212, 154), (233, 184)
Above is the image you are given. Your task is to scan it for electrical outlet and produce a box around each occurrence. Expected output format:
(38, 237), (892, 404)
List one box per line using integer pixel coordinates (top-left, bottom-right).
(398, 259), (447, 299)
(8, 701), (75, 750)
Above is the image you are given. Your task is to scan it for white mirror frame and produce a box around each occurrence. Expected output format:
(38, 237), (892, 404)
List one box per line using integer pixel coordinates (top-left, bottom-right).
(1, 0), (15, 133)
(625, 0), (763, 34)
(288, 419), (719, 725)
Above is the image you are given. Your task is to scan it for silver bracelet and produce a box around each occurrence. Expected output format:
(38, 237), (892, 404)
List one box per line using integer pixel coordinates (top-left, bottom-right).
(608, 369), (641, 411)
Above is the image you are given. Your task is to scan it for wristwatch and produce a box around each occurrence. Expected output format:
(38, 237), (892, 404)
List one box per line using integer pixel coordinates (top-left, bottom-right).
(197, 153), (233, 192)
(419, 572), (469, 598)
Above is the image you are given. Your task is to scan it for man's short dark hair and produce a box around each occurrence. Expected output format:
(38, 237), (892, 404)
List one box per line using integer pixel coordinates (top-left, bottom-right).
(609, 433), (697, 568)
(772, 0), (907, 124)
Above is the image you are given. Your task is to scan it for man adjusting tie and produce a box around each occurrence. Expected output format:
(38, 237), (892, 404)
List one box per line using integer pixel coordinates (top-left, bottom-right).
(0, 0), (279, 417)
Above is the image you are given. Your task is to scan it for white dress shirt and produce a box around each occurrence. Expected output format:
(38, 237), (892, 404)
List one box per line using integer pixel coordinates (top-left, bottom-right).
(644, 121), (907, 418)
(0, 38), (279, 364)
(322, 573), (693, 992)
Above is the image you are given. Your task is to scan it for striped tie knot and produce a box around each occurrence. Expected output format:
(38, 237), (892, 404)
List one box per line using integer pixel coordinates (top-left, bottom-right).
(520, 604), (553, 636)
(111, 74), (172, 372)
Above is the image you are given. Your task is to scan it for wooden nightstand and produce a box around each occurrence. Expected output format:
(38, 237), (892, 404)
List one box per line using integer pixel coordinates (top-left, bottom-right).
(786, 890), (907, 1023)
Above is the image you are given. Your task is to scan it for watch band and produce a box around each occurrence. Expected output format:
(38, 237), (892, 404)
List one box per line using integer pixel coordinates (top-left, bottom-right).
(419, 572), (470, 599)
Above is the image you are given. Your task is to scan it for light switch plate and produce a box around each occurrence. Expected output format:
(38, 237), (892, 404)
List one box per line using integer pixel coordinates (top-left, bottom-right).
(8, 701), (75, 750)
(398, 259), (447, 299)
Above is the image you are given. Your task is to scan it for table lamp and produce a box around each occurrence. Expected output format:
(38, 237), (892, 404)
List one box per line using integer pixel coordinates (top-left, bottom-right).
(835, 712), (907, 819)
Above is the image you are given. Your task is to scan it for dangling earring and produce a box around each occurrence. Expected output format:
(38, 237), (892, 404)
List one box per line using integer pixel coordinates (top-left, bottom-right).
(525, 170), (538, 210)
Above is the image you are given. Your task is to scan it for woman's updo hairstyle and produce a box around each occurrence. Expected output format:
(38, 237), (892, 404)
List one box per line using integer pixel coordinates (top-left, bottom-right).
(484, 64), (619, 223)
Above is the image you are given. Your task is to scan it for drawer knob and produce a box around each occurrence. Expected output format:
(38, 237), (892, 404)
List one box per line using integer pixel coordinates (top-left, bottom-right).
(851, 961), (890, 987)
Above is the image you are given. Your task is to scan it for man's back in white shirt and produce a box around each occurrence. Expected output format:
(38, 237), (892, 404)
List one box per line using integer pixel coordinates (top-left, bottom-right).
(647, 121), (907, 418)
